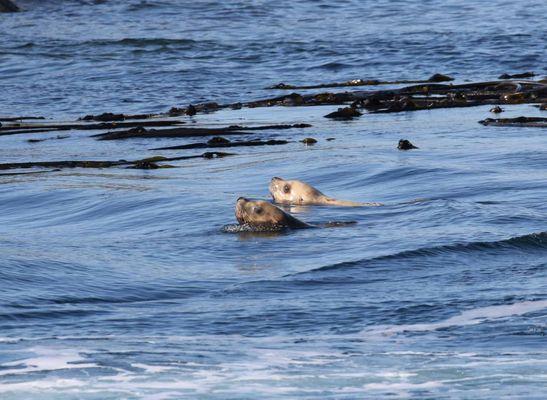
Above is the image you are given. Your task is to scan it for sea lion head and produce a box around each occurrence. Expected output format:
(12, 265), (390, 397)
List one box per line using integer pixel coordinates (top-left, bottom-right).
(235, 197), (298, 228)
(269, 177), (324, 205)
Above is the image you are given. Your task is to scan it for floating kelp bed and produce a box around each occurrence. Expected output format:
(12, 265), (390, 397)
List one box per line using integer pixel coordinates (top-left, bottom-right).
(1, 74), (545, 174)
(266, 73), (455, 90)
(159, 76), (547, 115)
(479, 116), (547, 128)
(94, 123), (311, 140)
(0, 120), (185, 136)
(0, 152), (234, 173)
(151, 137), (289, 151)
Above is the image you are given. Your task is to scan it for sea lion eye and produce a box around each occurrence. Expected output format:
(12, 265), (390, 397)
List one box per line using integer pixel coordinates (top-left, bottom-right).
(283, 184), (290, 193)
(254, 207), (263, 214)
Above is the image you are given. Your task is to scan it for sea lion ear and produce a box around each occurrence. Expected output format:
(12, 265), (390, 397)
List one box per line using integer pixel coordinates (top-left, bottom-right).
(283, 184), (291, 193)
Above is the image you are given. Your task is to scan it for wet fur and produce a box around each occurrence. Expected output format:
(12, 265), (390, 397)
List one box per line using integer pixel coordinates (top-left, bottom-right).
(269, 177), (382, 207)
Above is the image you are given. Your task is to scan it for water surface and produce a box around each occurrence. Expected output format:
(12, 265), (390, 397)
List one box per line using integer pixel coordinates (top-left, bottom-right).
(0, 1), (546, 398)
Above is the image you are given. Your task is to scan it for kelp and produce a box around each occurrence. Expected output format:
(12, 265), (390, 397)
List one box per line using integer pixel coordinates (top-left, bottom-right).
(479, 116), (547, 128)
(0, 152), (235, 171)
(95, 123), (310, 140)
(151, 137), (289, 150)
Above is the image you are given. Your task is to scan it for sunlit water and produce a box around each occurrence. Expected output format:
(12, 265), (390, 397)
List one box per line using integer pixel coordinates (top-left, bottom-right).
(1, 1), (546, 399)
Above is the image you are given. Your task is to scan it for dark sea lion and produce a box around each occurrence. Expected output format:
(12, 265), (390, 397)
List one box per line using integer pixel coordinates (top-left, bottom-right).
(234, 197), (311, 230)
(222, 197), (357, 233)
(398, 139), (419, 150)
(269, 177), (382, 207)
(490, 106), (504, 113)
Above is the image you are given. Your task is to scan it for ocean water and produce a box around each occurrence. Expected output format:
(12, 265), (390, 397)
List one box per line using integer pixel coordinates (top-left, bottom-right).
(1, 1), (546, 399)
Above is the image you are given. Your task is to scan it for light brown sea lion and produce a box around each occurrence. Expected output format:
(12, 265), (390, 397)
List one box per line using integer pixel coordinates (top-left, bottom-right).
(269, 177), (382, 207)
(234, 197), (311, 230)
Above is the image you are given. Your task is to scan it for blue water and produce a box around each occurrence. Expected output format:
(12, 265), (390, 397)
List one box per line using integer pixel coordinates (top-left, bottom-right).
(1, 1), (546, 398)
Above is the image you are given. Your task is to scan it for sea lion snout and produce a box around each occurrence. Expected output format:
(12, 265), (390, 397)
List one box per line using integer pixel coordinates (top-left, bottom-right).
(235, 197), (249, 224)
(269, 177), (285, 200)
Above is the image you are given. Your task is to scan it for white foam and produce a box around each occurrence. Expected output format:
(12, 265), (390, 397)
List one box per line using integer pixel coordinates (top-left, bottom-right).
(0, 378), (86, 393)
(0, 347), (96, 377)
(142, 392), (186, 400)
(1, 325), (545, 398)
(0, 337), (20, 344)
(131, 363), (174, 374)
(363, 381), (443, 391)
(363, 299), (547, 336)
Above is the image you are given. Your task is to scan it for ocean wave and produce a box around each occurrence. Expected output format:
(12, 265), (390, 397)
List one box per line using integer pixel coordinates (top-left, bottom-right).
(307, 61), (353, 71)
(362, 299), (547, 336)
(292, 232), (547, 275)
(87, 37), (201, 47)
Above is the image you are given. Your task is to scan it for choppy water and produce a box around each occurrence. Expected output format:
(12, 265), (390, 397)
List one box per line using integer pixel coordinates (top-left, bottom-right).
(1, 1), (546, 399)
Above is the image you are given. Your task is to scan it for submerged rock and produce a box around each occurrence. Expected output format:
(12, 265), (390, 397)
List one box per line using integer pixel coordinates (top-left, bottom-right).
(186, 104), (197, 116)
(324, 107), (362, 119)
(129, 160), (162, 169)
(387, 97), (418, 112)
(81, 113), (124, 122)
(301, 138), (317, 145)
(282, 93), (305, 106)
(362, 97), (383, 109)
(207, 136), (231, 145)
(128, 126), (147, 134)
(498, 72), (535, 79)
(428, 73), (454, 82)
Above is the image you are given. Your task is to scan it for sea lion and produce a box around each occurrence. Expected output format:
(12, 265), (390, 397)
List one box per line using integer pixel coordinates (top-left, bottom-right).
(490, 105), (504, 113)
(0, 0), (19, 12)
(227, 197), (311, 232)
(269, 177), (382, 207)
(223, 197), (356, 233)
(398, 139), (419, 150)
